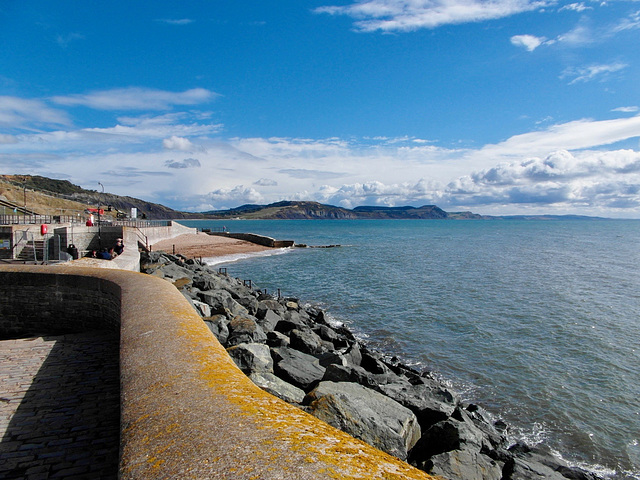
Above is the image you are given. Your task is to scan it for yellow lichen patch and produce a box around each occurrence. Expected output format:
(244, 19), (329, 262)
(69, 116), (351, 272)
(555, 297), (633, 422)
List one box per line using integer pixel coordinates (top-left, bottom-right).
(166, 311), (436, 480)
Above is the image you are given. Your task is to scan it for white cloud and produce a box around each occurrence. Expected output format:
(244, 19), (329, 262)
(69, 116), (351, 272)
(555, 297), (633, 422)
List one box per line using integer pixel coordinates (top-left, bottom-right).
(163, 136), (198, 151)
(56, 33), (85, 48)
(165, 158), (201, 169)
(612, 106), (639, 113)
(479, 115), (640, 157)
(556, 23), (593, 46)
(560, 62), (628, 84)
(0, 96), (71, 129)
(51, 87), (217, 110)
(510, 34), (546, 51)
(0, 134), (18, 144)
(155, 19), (194, 25)
(204, 185), (264, 210)
(254, 178), (278, 186)
(559, 3), (591, 12)
(315, 0), (548, 32)
(3, 88), (640, 216)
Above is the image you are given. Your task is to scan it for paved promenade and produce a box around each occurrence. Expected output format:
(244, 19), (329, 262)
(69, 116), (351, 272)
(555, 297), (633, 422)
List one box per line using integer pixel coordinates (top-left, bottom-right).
(0, 331), (119, 479)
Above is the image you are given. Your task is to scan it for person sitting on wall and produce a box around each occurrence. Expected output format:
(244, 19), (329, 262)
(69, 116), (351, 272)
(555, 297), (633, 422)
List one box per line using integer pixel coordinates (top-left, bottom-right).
(114, 238), (124, 256)
(97, 247), (112, 260)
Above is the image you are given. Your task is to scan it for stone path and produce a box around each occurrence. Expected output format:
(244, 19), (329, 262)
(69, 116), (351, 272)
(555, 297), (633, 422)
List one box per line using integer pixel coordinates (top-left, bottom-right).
(0, 331), (120, 479)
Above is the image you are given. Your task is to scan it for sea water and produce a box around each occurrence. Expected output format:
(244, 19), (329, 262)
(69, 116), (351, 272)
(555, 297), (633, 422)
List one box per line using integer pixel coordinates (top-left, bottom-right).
(181, 219), (640, 479)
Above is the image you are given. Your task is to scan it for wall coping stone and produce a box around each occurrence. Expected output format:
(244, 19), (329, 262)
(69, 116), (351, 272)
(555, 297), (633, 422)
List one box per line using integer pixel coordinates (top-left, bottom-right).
(0, 265), (435, 480)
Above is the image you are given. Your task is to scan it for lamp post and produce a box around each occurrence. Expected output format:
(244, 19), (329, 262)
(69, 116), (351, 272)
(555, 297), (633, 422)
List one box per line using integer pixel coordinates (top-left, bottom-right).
(22, 177), (27, 210)
(98, 182), (104, 249)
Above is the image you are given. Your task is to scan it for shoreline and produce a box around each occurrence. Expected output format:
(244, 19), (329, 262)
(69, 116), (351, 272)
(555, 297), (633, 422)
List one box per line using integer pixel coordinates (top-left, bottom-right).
(150, 232), (272, 259)
(141, 243), (604, 480)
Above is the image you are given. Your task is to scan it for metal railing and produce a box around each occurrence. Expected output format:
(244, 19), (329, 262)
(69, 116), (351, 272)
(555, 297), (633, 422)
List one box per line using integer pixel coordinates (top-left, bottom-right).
(0, 215), (82, 225)
(115, 219), (171, 228)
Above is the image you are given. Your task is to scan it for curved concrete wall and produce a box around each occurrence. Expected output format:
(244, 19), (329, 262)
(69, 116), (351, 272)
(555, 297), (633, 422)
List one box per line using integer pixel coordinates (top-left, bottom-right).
(0, 266), (435, 480)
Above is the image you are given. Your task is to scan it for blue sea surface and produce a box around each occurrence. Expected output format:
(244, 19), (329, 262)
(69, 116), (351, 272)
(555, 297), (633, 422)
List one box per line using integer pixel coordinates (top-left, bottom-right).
(181, 218), (640, 479)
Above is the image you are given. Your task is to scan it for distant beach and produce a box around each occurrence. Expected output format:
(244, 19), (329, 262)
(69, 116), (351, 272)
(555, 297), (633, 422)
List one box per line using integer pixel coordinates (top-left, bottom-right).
(150, 232), (271, 259)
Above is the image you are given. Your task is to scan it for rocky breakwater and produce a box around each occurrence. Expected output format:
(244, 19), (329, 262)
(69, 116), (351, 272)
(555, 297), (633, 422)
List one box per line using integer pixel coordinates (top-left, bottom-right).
(141, 251), (601, 480)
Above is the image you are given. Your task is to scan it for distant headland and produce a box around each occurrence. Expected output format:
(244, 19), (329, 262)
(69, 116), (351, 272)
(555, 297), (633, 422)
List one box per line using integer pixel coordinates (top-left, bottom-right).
(0, 175), (607, 221)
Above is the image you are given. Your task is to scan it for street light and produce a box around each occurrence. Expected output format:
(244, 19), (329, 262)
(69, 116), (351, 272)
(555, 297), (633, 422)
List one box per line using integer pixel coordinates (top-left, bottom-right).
(98, 182), (104, 249)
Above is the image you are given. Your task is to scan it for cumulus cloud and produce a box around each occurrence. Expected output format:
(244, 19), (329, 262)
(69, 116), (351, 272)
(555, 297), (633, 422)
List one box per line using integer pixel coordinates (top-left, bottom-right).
(163, 135), (198, 151)
(437, 149), (640, 210)
(315, 0), (547, 32)
(165, 158), (201, 169)
(51, 87), (217, 110)
(510, 34), (546, 51)
(561, 62), (628, 84)
(0, 96), (70, 129)
(205, 185), (264, 209)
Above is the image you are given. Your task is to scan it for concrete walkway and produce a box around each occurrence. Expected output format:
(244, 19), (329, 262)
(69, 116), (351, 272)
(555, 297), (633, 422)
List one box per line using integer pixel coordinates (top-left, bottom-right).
(0, 331), (119, 480)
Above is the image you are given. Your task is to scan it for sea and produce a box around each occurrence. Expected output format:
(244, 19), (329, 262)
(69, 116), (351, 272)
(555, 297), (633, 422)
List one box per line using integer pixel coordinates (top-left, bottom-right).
(180, 218), (640, 479)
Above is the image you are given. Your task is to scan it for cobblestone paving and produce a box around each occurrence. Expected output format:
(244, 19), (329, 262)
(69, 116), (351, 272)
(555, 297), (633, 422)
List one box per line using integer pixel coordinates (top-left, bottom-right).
(0, 331), (119, 479)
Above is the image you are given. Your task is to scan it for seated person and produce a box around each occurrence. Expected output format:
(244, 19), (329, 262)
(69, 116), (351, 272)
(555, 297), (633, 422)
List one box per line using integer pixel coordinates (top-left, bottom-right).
(114, 238), (124, 256)
(97, 247), (112, 260)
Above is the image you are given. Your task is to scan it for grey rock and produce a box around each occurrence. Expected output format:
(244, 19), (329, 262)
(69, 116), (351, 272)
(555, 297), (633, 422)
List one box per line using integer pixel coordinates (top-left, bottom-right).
(159, 262), (194, 280)
(425, 449), (503, 480)
(378, 382), (458, 429)
(271, 347), (325, 391)
(235, 295), (259, 316)
(204, 315), (229, 345)
(249, 372), (306, 404)
(412, 418), (484, 460)
(315, 351), (350, 368)
(198, 290), (248, 317)
(266, 331), (290, 348)
(258, 299), (285, 316)
(275, 310), (310, 333)
(342, 342), (362, 367)
(305, 381), (421, 461)
(257, 309), (282, 333)
(227, 343), (273, 374)
(322, 364), (384, 389)
(192, 299), (211, 318)
(290, 328), (326, 355)
(505, 457), (568, 480)
(227, 315), (267, 346)
(361, 350), (392, 375)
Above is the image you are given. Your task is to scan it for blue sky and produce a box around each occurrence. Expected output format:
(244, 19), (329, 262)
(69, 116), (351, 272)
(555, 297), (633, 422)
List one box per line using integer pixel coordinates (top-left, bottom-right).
(1, 1), (639, 216)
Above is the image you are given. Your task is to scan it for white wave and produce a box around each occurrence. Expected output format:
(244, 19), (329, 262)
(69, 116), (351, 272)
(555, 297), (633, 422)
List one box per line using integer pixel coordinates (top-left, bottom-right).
(202, 247), (292, 266)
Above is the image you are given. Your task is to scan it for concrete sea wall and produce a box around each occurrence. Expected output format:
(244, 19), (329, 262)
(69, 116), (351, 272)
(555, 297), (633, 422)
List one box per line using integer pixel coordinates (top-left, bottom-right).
(0, 265), (435, 479)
